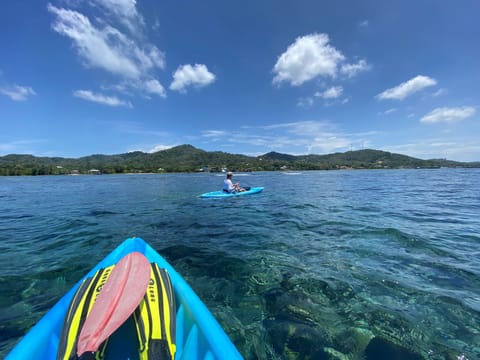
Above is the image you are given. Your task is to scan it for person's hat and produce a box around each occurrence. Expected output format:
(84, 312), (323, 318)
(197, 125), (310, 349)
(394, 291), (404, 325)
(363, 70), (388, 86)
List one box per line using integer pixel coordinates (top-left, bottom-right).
(226, 171), (233, 176)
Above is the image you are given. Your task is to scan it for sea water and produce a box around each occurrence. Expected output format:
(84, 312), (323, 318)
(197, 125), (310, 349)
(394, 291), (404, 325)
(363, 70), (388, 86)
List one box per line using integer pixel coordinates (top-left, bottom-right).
(0, 169), (479, 359)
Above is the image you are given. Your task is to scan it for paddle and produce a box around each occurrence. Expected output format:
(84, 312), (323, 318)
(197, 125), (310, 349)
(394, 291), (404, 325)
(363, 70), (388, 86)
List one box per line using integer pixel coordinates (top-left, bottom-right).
(76, 252), (151, 360)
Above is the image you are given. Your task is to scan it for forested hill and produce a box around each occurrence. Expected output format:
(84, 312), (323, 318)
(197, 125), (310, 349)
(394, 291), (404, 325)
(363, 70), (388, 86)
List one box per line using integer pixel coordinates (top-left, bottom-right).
(0, 144), (478, 175)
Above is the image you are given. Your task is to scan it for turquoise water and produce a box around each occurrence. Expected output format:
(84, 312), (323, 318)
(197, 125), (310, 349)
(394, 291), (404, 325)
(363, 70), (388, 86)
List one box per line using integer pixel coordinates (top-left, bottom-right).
(1, 169), (479, 359)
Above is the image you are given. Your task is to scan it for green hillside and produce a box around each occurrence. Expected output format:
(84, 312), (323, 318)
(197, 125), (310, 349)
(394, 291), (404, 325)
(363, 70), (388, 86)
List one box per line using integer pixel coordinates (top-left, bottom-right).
(0, 145), (478, 175)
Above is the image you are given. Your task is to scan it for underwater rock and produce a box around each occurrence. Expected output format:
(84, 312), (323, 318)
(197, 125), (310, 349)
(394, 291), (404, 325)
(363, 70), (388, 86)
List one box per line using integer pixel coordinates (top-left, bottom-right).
(263, 319), (330, 360)
(264, 287), (285, 312)
(331, 327), (375, 359)
(263, 287), (317, 325)
(365, 337), (423, 360)
(280, 271), (295, 291)
(296, 277), (355, 303)
(323, 347), (350, 360)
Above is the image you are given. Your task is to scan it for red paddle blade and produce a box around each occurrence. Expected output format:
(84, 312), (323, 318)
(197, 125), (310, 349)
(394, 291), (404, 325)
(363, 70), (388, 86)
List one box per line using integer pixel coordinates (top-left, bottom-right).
(77, 252), (151, 357)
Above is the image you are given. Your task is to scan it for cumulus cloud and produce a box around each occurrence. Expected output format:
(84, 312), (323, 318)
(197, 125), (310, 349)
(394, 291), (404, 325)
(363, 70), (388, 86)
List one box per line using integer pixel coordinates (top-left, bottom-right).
(272, 33), (369, 86)
(74, 89), (132, 107)
(420, 106), (476, 124)
(376, 75), (437, 100)
(170, 64), (216, 92)
(273, 33), (344, 86)
(0, 84), (36, 101)
(315, 86), (343, 99)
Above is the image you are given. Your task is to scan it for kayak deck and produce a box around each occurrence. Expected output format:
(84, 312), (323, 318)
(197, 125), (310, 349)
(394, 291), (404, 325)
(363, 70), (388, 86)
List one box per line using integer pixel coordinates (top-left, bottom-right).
(7, 237), (242, 360)
(200, 186), (264, 198)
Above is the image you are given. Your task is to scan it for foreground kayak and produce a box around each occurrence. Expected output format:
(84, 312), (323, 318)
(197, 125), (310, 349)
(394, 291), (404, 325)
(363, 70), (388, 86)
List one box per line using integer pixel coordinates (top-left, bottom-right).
(200, 186), (264, 198)
(7, 237), (242, 360)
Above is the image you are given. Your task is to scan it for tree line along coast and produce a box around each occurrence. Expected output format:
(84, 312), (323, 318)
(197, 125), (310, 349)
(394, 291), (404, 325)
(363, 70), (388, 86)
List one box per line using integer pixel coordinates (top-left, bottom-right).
(0, 144), (478, 176)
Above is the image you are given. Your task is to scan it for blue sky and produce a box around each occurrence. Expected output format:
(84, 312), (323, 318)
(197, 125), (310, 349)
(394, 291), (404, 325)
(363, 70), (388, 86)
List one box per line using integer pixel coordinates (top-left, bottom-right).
(1, 1), (479, 161)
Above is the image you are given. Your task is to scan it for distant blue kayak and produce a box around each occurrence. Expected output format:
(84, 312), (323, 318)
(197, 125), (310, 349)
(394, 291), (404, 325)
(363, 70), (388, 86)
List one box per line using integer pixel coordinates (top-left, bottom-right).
(200, 186), (264, 198)
(7, 237), (242, 360)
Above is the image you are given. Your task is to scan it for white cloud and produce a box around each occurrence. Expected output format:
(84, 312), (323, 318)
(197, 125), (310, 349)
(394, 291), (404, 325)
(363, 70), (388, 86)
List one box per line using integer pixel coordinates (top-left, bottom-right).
(143, 79), (166, 98)
(420, 106), (476, 124)
(383, 138), (480, 162)
(170, 64), (216, 92)
(202, 130), (227, 138)
(432, 88), (447, 97)
(340, 59), (371, 78)
(74, 89), (132, 107)
(376, 75), (437, 100)
(261, 120), (331, 134)
(378, 108), (397, 116)
(148, 144), (176, 153)
(0, 85), (36, 101)
(47, 4), (165, 80)
(47, 3), (217, 100)
(273, 33), (345, 86)
(198, 120), (382, 156)
(203, 125), (478, 161)
(90, 0), (144, 34)
(272, 33), (370, 86)
(260, 121), (352, 153)
(315, 86), (343, 99)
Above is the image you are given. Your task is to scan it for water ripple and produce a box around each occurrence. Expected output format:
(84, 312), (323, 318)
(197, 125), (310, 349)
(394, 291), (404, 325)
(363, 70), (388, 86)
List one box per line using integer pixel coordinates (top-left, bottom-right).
(1, 169), (479, 359)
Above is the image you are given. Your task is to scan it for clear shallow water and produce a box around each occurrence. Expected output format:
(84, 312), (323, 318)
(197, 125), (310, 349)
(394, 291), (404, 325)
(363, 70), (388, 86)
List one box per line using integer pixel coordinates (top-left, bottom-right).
(0, 169), (479, 359)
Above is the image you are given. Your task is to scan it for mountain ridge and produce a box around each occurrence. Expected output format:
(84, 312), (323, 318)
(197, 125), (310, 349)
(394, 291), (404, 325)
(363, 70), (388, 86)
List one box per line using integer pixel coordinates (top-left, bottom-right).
(0, 144), (478, 175)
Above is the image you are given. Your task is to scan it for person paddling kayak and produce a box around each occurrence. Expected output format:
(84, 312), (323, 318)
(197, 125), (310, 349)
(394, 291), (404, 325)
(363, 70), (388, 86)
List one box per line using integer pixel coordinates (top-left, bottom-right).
(223, 171), (245, 193)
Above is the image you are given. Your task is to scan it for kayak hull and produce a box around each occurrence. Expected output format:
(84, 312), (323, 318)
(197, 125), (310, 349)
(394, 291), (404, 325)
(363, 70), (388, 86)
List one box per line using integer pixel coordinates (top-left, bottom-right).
(6, 237), (242, 360)
(200, 186), (264, 198)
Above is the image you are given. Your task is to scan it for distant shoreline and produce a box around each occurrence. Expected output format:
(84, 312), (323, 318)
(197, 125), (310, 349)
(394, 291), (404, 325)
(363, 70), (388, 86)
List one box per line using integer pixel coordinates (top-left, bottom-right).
(1, 144), (479, 176)
(2, 167), (479, 177)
